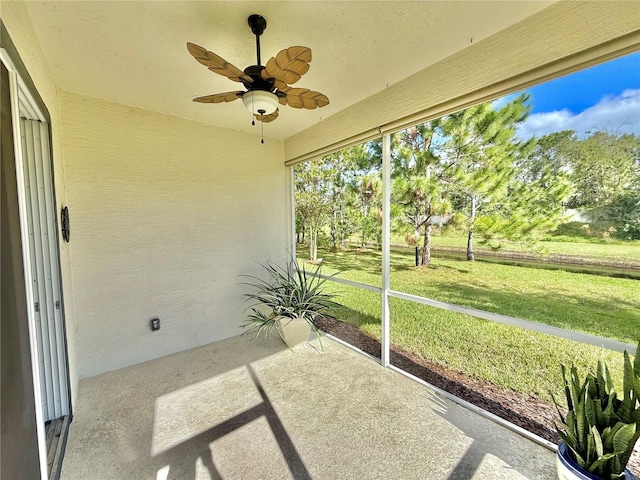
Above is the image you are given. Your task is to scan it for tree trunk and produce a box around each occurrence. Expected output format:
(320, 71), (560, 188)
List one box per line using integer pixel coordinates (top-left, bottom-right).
(413, 223), (421, 266)
(330, 211), (337, 251)
(416, 215), (433, 267)
(339, 209), (346, 249)
(418, 200), (434, 267)
(361, 202), (369, 249)
(422, 218), (432, 267)
(467, 196), (477, 261)
(310, 227), (318, 262)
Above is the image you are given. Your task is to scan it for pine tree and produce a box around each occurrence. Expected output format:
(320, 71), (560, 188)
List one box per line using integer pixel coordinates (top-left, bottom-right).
(435, 94), (533, 260)
(392, 124), (450, 266)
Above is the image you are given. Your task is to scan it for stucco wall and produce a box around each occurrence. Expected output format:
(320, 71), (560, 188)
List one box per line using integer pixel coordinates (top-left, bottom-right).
(2, 0), (80, 406)
(59, 92), (287, 378)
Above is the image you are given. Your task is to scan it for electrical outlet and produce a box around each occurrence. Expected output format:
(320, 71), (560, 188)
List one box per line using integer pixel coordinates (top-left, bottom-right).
(150, 318), (160, 331)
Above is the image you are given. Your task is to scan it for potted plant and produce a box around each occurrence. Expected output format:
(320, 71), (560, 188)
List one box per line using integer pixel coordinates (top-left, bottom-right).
(553, 342), (639, 480)
(241, 255), (342, 348)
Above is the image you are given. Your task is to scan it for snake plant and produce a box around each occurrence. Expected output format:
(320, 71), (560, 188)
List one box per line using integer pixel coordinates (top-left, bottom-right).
(553, 342), (640, 479)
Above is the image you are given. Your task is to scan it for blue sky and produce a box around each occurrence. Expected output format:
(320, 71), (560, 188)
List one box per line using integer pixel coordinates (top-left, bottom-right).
(509, 51), (640, 139)
(526, 52), (640, 114)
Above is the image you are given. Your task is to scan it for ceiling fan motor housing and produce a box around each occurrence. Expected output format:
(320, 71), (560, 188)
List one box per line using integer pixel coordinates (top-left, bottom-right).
(242, 65), (273, 89)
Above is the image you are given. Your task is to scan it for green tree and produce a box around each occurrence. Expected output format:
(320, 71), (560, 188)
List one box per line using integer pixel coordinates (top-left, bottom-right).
(519, 130), (640, 240)
(295, 161), (331, 262)
(481, 166), (572, 244)
(343, 143), (382, 249)
(515, 130), (576, 183)
(593, 193), (640, 240)
(295, 141), (382, 259)
(436, 94), (533, 260)
(323, 152), (357, 251)
(578, 133), (640, 240)
(392, 124), (450, 266)
(353, 173), (382, 248)
(569, 132), (639, 210)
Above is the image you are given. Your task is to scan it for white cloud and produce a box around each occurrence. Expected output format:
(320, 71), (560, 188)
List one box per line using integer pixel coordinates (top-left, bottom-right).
(517, 89), (640, 140)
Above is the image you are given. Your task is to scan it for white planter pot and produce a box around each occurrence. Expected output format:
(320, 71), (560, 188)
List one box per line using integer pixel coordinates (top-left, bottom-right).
(276, 316), (312, 348)
(556, 442), (636, 480)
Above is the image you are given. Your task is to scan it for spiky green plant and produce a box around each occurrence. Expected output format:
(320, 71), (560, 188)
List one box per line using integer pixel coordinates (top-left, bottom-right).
(240, 255), (342, 344)
(552, 342), (640, 479)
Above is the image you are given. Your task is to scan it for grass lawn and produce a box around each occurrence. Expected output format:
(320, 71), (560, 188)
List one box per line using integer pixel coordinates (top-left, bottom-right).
(390, 249), (640, 343)
(298, 245), (638, 401)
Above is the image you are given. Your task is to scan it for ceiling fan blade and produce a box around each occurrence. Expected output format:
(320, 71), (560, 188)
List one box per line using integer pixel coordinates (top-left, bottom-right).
(192, 91), (244, 103)
(255, 109), (279, 123)
(261, 46), (311, 86)
(187, 42), (253, 84)
(281, 87), (329, 109)
(273, 79), (289, 91)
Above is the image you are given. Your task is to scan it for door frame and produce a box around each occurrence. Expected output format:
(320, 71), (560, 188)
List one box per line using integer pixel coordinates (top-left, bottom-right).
(1, 30), (72, 480)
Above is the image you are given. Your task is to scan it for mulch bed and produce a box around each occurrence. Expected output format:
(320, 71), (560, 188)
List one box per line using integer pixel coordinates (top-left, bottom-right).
(316, 316), (640, 476)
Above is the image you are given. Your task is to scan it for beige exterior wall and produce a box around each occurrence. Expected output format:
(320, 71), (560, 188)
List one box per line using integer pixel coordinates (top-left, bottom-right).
(285, 1), (640, 162)
(4, 0), (289, 385)
(2, 1), (80, 405)
(59, 92), (287, 378)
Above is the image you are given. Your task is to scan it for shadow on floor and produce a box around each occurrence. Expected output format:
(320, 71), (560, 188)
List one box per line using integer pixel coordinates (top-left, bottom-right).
(423, 391), (550, 480)
(151, 364), (310, 480)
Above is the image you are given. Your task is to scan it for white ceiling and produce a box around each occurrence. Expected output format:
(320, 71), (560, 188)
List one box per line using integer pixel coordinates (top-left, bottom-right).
(24, 1), (555, 140)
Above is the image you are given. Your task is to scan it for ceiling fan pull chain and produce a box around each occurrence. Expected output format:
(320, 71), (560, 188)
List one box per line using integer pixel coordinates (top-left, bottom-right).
(261, 120), (264, 144)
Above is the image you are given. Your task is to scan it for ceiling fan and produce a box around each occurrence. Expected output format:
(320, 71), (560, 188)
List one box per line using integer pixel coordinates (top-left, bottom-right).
(187, 14), (329, 137)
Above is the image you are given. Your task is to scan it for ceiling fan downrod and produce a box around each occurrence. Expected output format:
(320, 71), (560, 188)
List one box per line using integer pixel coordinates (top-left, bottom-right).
(247, 14), (267, 66)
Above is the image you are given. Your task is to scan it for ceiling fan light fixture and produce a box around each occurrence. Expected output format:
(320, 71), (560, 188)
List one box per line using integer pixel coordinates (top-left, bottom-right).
(242, 90), (279, 115)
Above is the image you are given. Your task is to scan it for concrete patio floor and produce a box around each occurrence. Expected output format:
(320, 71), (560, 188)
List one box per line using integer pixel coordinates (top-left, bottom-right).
(61, 334), (556, 480)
